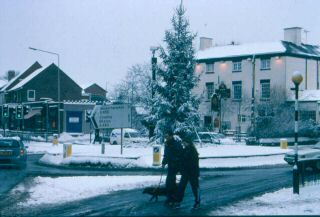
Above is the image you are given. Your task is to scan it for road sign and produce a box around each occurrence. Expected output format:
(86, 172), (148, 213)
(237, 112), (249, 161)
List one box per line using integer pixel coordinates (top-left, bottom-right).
(91, 104), (131, 129)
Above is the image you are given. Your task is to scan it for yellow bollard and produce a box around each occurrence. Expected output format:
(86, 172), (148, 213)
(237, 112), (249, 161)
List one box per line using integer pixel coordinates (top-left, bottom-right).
(280, 138), (288, 149)
(53, 134), (58, 146)
(63, 143), (73, 158)
(67, 144), (72, 157)
(153, 145), (162, 166)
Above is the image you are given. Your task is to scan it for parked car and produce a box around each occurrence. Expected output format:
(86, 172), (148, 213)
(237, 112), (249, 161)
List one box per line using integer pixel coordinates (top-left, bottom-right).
(245, 137), (259, 145)
(0, 137), (27, 169)
(109, 128), (148, 145)
(284, 141), (320, 170)
(193, 132), (221, 144)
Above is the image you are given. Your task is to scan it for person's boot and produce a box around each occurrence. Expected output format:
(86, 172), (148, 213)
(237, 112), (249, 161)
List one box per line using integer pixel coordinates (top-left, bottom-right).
(192, 199), (200, 209)
(172, 202), (181, 209)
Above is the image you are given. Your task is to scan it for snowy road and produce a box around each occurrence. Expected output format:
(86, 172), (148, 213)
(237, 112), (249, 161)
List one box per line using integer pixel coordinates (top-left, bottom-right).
(0, 165), (293, 216)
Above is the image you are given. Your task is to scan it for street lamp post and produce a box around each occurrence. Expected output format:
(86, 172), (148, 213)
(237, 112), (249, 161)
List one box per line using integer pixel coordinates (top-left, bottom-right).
(251, 55), (256, 137)
(149, 46), (159, 138)
(29, 47), (61, 136)
(291, 71), (303, 194)
(150, 46), (159, 98)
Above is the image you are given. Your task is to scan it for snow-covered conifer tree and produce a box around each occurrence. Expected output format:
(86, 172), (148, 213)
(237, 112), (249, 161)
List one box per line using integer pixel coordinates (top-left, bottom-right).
(146, 4), (200, 141)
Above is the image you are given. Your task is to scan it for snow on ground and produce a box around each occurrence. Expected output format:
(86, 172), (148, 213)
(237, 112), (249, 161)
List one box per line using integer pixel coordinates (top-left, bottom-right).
(200, 155), (286, 168)
(213, 183), (320, 215)
(197, 144), (289, 158)
(26, 135), (291, 169)
(13, 176), (161, 206)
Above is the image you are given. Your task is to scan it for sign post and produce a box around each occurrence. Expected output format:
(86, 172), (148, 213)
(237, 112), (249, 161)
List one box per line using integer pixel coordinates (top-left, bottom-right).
(91, 104), (131, 155)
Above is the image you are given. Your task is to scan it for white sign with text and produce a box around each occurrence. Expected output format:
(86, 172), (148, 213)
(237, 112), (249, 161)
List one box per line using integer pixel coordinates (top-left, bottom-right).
(91, 104), (131, 129)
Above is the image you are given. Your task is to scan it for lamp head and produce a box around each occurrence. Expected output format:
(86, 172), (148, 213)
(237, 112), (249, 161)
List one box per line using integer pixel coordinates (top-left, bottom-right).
(150, 46), (159, 55)
(195, 63), (203, 74)
(29, 47), (37, 51)
(292, 71), (303, 85)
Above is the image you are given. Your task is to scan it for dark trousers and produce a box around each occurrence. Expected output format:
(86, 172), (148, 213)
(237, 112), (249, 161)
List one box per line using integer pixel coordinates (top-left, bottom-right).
(177, 173), (199, 203)
(165, 165), (179, 201)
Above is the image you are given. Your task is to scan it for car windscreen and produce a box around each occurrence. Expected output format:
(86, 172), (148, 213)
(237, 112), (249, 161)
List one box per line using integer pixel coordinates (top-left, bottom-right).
(216, 134), (226, 138)
(129, 132), (141, 138)
(0, 140), (20, 148)
(199, 134), (211, 140)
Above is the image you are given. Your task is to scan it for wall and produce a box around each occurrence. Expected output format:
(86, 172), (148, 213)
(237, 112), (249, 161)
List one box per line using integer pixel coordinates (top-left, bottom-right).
(194, 55), (320, 132)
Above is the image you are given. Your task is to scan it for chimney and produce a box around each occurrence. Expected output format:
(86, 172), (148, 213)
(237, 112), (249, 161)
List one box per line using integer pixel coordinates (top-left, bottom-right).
(284, 27), (302, 45)
(199, 37), (213, 50)
(7, 70), (15, 81)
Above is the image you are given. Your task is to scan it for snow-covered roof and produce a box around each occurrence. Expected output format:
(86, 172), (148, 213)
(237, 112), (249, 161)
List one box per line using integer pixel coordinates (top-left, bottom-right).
(0, 79), (7, 89)
(287, 90), (320, 102)
(197, 41), (286, 60)
(0, 71), (24, 91)
(8, 66), (45, 91)
(197, 41), (320, 60)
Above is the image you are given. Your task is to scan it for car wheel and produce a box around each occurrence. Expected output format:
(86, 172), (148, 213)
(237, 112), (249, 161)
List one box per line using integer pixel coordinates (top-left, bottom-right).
(112, 141), (117, 145)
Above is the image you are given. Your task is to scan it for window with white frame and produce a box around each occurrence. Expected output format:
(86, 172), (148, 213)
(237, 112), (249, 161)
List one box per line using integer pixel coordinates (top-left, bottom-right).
(232, 81), (242, 100)
(205, 82), (214, 100)
(260, 80), (270, 100)
(27, 90), (35, 101)
(232, 61), (242, 72)
(237, 114), (246, 122)
(261, 58), (271, 70)
(206, 63), (214, 73)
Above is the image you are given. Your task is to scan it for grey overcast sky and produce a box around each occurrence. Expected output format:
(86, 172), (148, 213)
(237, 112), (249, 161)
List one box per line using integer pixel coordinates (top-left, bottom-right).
(0, 0), (319, 91)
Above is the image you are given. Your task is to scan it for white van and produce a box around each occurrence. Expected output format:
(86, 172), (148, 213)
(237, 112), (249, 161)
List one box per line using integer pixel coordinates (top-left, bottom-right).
(109, 128), (148, 145)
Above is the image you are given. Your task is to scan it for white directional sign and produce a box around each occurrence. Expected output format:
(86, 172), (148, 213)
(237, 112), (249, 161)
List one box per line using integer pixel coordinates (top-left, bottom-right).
(91, 104), (131, 129)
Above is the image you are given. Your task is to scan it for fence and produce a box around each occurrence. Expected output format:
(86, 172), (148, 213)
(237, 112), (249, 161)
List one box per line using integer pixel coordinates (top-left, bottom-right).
(0, 130), (55, 143)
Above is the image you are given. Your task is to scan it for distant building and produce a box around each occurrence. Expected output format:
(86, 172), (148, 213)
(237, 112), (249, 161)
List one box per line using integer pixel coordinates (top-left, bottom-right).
(195, 27), (320, 132)
(0, 62), (83, 104)
(0, 62), (94, 134)
(82, 83), (107, 102)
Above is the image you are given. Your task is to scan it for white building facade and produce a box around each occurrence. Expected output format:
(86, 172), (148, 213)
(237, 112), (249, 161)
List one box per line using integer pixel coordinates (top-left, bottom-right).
(194, 27), (320, 133)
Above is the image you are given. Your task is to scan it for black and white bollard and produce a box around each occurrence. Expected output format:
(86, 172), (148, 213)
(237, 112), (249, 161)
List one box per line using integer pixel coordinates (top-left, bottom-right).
(292, 71), (303, 194)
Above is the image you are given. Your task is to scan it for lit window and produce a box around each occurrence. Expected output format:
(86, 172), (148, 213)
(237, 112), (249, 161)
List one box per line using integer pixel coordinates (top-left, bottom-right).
(232, 61), (242, 72)
(232, 81), (242, 100)
(205, 82), (214, 100)
(261, 58), (271, 70)
(260, 80), (270, 100)
(27, 90), (35, 101)
(206, 63), (214, 73)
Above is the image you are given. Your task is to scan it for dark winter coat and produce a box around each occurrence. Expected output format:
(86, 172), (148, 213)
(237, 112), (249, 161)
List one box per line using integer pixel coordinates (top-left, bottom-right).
(162, 137), (183, 169)
(180, 144), (199, 177)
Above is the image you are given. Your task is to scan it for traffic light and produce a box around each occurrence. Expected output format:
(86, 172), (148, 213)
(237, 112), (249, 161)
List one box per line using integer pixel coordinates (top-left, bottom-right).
(16, 105), (23, 119)
(2, 104), (8, 117)
(85, 110), (91, 123)
(23, 105), (30, 115)
(211, 93), (220, 112)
